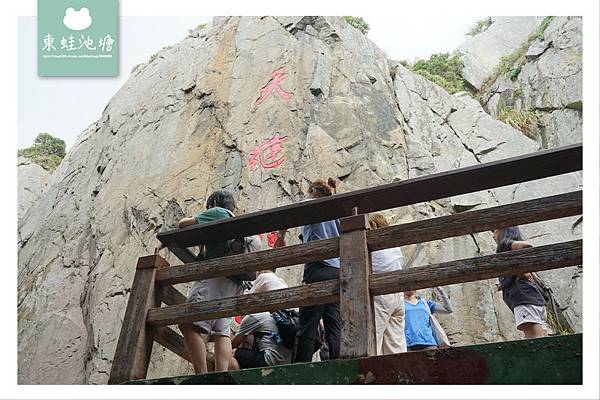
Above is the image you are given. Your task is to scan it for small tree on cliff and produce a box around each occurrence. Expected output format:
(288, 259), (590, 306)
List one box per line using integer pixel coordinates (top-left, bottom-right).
(403, 53), (466, 94)
(343, 16), (370, 35)
(18, 132), (66, 171)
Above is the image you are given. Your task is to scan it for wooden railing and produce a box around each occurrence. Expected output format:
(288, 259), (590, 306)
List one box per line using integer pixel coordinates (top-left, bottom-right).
(108, 143), (583, 384)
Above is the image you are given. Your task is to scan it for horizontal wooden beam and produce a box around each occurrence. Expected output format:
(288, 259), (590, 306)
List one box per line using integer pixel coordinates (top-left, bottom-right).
(157, 144), (582, 248)
(156, 238), (338, 286)
(155, 191), (580, 286)
(167, 247), (196, 264)
(146, 240), (581, 327)
(158, 285), (187, 306)
(367, 190), (582, 251)
(369, 240), (582, 295)
(147, 280), (339, 327)
(153, 327), (191, 363)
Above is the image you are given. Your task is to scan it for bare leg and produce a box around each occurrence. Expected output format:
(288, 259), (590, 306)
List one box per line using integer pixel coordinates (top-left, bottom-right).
(179, 323), (208, 374)
(228, 352), (240, 371)
(520, 322), (548, 339)
(214, 335), (233, 372)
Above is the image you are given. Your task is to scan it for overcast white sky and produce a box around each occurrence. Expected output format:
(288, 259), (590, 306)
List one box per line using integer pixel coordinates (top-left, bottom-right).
(18, 15), (481, 149)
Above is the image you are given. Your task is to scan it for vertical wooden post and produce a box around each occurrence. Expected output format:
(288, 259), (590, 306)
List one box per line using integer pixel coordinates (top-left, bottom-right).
(339, 214), (376, 358)
(108, 254), (169, 384)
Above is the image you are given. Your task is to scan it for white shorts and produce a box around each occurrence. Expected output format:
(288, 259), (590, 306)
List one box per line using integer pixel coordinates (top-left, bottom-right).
(514, 304), (548, 331)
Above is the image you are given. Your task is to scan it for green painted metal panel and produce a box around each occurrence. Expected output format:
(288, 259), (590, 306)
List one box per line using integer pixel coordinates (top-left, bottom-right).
(126, 334), (581, 385)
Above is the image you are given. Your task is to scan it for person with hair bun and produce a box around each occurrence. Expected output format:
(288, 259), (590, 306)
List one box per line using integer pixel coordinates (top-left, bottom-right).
(275, 177), (342, 362)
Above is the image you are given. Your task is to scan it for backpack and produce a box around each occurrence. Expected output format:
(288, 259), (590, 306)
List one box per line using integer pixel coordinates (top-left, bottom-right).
(221, 209), (262, 285)
(225, 235), (262, 284)
(270, 309), (300, 349)
(531, 272), (575, 333)
(531, 272), (551, 303)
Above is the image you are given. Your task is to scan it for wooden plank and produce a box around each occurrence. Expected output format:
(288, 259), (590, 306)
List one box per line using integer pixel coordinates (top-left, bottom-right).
(156, 238), (338, 286)
(369, 240), (582, 295)
(156, 191), (580, 286)
(339, 216), (376, 358)
(146, 241), (580, 327)
(147, 280), (339, 327)
(367, 191), (582, 251)
(109, 255), (167, 384)
(168, 247), (196, 263)
(158, 284), (187, 306)
(157, 144), (582, 248)
(153, 327), (191, 363)
(137, 254), (170, 270)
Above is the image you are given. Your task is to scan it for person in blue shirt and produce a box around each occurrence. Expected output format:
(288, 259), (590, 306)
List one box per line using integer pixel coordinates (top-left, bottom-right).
(275, 178), (341, 362)
(404, 286), (453, 351)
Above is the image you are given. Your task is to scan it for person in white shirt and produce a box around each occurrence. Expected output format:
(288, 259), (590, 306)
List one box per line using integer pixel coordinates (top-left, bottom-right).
(369, 213), (407, 355)
(247, 269), (288, 294)
(234, 269), (290, 351)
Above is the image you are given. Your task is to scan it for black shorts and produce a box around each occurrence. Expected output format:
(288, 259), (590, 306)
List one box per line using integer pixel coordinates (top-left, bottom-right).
(233, 348), (268, 369)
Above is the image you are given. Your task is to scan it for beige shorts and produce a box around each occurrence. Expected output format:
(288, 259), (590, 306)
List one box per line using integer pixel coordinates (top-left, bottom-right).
(186, 277), (243, 338)
(514, 304), (548, 331)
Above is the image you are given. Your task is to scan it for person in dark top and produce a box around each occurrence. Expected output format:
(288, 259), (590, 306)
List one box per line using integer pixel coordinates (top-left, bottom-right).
(493, 226), (548, 339)
(275, 177), (341, 362)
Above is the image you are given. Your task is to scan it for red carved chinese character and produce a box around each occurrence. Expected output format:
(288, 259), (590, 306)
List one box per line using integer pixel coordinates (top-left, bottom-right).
(255, 67), (294, 106)
(248, 133), (289, 171)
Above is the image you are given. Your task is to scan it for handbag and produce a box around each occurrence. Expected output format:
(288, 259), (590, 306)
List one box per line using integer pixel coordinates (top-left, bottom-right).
(423, 299), (451, 349)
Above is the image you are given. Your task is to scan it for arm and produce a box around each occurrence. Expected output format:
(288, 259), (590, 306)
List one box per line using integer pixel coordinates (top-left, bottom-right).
(431, 286), (453, 314)
(231, 333), (247, 349)
(247, 275), (265, 294)
(178, 217), (197, 228)
(273, 229), (288, 248)
(511, 241), (532, 250)
(511, 241), (535, 281)
(234, 315), (258, 349)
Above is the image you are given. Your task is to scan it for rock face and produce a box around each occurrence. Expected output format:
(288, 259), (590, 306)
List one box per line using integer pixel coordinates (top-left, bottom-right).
(17, 156), (49, 222)
(17, 16), (582, 384)
(480, 17), (582, 149)
(457, 16), (545, 91)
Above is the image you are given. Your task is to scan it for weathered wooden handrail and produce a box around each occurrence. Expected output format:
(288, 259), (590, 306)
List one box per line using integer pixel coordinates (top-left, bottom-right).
(155, 191), (582, 286)
(109, 144), (583, 384)
(157, 143), (581, 249)
(146, 240), (582, 327)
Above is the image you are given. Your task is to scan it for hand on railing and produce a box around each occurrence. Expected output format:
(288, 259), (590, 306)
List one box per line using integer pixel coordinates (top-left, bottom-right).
(155, 243), (167, 255)
(273, 229), (288, 248)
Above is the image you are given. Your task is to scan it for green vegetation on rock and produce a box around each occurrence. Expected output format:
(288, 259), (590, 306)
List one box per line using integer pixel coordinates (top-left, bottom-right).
(18, 132), (66, 172)
(466, 17), (493, 37)
(402, 53), (467, 94)
(483, 16), (555, 90)
(497, 106), (537, 137)
(343, 16), (369, 35)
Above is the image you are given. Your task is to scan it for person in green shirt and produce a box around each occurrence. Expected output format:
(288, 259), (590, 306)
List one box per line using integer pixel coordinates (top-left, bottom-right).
(177, 190), (242, 374)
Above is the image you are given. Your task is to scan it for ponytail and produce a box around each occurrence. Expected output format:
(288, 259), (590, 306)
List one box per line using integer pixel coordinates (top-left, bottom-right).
(309, 177), (337, 197)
